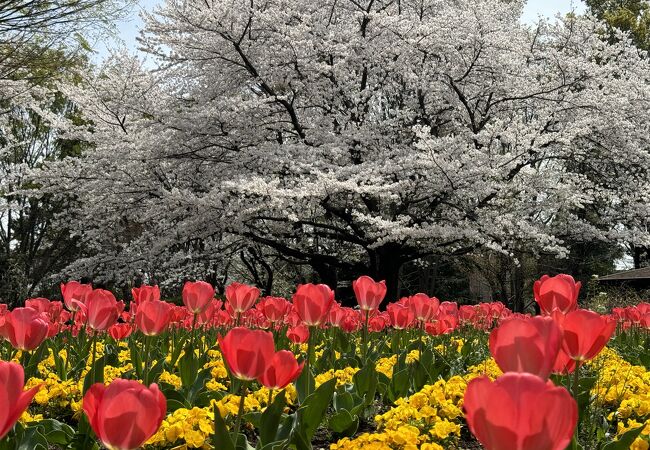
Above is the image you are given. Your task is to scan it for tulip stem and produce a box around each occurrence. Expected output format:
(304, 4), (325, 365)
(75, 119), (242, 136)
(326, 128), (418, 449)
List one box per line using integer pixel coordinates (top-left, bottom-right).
(419, 321), (425, 357)
(90, 333), (97, 389)
(143, 335), (151, 384)
(189, 313), (197, 355)
(267, 388), (273, 407)
(233, 380), (249, 440)
(64, 311), (76, 376)
(572, 362), (581, 442)
(306, 326), (315, 397)
(362, 310), (370, 362)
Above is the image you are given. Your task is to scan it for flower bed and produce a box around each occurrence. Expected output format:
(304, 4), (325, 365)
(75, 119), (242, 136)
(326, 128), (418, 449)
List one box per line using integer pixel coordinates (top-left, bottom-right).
(1, 275), (650, 449)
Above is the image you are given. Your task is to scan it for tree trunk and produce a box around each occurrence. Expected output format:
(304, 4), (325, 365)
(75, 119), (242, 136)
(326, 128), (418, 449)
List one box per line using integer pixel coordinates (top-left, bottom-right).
(312, 262), (338, 292)
(370, 246), (403, 304)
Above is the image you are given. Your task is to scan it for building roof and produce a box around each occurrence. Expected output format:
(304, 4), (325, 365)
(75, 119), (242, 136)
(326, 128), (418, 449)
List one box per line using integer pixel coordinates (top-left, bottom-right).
(598, 267), (650, 281)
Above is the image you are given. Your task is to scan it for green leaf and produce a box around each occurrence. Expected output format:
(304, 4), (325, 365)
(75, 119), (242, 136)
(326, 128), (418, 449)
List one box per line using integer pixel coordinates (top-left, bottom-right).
(24, 345), (48, 379)
(353, 363), (377, 406)
(420, 348), (434, 370)
(333, 391), (355, 412)
(128, 338), (143, 380)
(602, 426), (645, 450)
(74, 33), (94, 53)
(213, 402), (235, 450)
(186, 368), (212, 404)
(34, 419), (74, 445)
(296, 378), (336, 442)
(260, 390), (286, 446)
(389, 368), (410, 402)
(259, 440), (289, 450)
(329, 409), (359, 435)
(295, 364), (315, 404)
(411, 360), (429, 392)
(179, 350), (199, 389)
(147, 358), (165, 384)
(16, 426), (48, 450)
(82, 355), (105, 395)
(168, 334), (187, 369)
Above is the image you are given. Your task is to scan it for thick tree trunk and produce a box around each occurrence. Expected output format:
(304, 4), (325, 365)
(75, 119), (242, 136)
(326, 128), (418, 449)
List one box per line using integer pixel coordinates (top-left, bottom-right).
(313, 262), (338, 292)
(370, 246), (403, 304)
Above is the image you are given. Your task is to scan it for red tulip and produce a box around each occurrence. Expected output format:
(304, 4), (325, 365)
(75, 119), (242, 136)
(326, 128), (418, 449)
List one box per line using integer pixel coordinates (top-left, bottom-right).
(287, 324), (310, 344)
(135, 300), (173, 336)
(439, 301), (459, 316)
(368, 313), (389, 332)
(182, 281), (214, 314)
(408, 293), (439, 322)
(109, 323), (133, 340)
(489, 316), (561, 379)
(225, 282), (260, 314)
(459, 305), (477, 323)
(425, 314), (459, 336)
(258, 350), (304, 389)
(464, 373), (577, 450)
(0, 362), (42, 439)
(24, 298), (51, 314)
(328, 304), (354, 328)
(554, 309), (616, 363)
(84, 289), (120, 331)
(131, 285), (161, 304)
(341, 314), (362, 333)
(218, 327), (275, 380)
(196, 299), (222, 326)
(642, 313), (650, 329)
(83, 379), (166, 450)
(534, 274), (580, 314)
(552, 348), (577, 374)
(387, 303), (415, 329)
(0, 307), (49, 351)
(61, 281), (92, 312)
(259, 297), (291, 323)
(353, 275), (387, 311)
(293, 283), (334, 326)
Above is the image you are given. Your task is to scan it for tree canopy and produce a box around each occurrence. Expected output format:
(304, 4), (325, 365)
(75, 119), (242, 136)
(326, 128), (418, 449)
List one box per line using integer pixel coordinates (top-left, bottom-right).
(31, 0), (650, 300)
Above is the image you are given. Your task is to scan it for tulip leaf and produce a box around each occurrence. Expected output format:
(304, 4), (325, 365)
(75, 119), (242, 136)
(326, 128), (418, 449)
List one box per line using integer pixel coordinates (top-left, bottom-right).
(334, 329), (352, 353)
(420, 348), (435, 376)
(601, 426), (645, 450)
(260, 390), (286, 445)
(147, 358), (165, 384)
(388, 368), (410, 402)
(24, 345), (48, 379)
(329, 409), (359, 435)
(179, 350), (200, 389)
(295, 365), (315, 404)
(213, 402), (235, 450)
(128, 338), (143, 380)
(168, 334), (186, 369)
(33, 419), (74, 445)
(186, 368), (212, 404)
(82, 355), (105, 395)
(334, 357), (357, 370)
(259, 439), (290, 450)
(15, 426), (48, 450)
(353, 363), (378, 406)
(333, 391), (355, 412)
(233, 432), (252, 450)
(411, 360), (429, 392)
(295, 378), (336, 442)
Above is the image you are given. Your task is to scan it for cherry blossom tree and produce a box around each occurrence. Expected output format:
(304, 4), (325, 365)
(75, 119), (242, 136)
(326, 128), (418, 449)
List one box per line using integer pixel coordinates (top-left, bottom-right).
(36, 0), (650, 300)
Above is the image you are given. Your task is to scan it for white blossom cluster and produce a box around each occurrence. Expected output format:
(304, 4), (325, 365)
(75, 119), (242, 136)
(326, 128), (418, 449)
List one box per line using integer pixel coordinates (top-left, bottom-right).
(32, 0), (650, 287)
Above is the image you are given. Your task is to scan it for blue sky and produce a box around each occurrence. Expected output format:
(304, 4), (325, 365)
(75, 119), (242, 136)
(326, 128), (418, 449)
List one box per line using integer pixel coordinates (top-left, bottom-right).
(95, 0), (586, 61)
